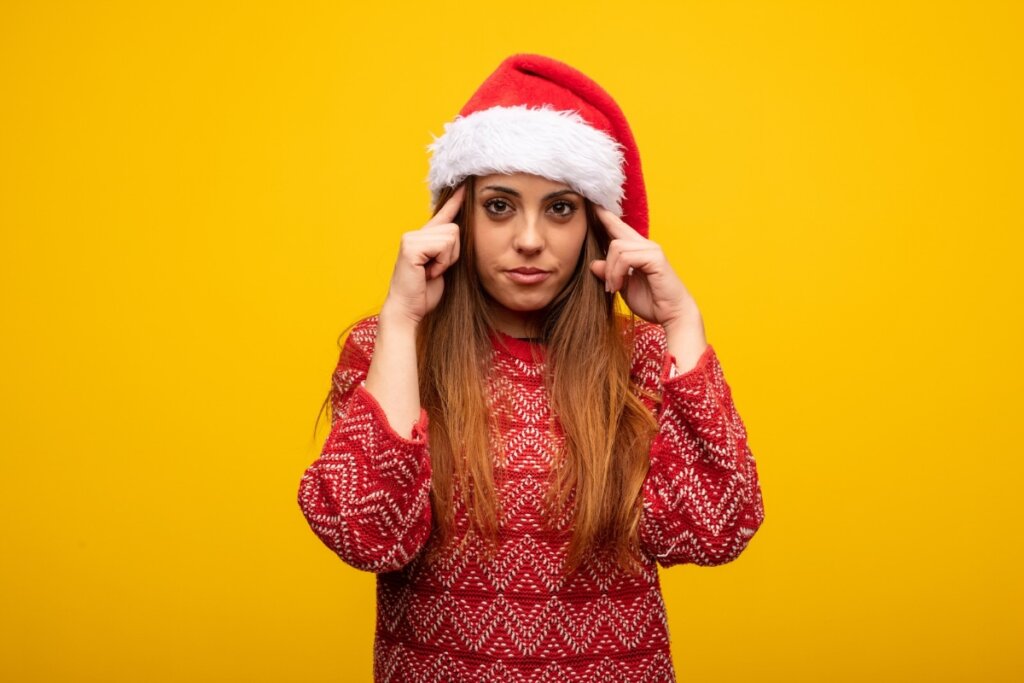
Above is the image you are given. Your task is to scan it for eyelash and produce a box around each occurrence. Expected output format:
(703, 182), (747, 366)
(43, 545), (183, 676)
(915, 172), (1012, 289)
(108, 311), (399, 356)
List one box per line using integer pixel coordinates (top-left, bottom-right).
(483, 198), (578, 218)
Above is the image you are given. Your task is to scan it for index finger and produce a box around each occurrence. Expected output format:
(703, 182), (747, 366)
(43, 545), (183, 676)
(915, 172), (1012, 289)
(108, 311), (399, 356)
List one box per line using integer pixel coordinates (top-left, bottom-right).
(427, 183), (466, 227)
(595, 205), (644, 241)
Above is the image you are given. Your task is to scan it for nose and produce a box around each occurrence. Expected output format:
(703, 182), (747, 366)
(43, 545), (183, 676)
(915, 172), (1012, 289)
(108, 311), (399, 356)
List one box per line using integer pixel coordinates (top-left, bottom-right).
(512, 214), (545, 255)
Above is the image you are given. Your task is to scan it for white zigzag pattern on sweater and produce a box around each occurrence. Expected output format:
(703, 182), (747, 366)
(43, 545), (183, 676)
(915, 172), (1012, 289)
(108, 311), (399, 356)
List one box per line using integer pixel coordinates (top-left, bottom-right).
(298, 316), (765, 681)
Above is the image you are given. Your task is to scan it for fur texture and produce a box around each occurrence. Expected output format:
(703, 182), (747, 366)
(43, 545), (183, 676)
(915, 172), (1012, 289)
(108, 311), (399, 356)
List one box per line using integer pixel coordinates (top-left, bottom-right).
(426, 104), (626, 214)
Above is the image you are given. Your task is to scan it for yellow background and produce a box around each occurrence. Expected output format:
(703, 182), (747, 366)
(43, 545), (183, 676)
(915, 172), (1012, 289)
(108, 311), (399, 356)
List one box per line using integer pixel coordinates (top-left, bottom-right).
(2, 1), (1021, 681)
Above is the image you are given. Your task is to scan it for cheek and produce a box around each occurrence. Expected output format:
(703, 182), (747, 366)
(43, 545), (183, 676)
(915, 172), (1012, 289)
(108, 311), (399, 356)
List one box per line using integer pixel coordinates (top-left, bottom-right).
(555, 225), (588, 264)
(471, 222), (500, 258)
(472, 241), (501, 290)
(472, 251), (488, 282)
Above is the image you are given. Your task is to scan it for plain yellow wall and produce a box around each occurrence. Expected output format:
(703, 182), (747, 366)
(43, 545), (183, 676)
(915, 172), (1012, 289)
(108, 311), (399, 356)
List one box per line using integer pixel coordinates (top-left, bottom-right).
(2, 1), (1021, 681)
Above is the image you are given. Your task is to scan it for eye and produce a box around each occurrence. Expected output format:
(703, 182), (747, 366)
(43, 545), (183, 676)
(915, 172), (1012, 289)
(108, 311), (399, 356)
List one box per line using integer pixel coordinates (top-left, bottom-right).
(549, 200), (578, 218)
(483, 198), (513, 216)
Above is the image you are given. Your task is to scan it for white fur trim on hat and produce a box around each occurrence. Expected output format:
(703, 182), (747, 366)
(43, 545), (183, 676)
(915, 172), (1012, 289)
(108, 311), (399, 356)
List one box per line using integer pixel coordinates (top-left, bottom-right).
(426, 104), (626, 213)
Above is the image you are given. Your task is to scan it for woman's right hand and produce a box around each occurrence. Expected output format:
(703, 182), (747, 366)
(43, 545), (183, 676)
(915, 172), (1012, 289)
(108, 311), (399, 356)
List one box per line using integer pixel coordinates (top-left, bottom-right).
(380, 183), (466, 326)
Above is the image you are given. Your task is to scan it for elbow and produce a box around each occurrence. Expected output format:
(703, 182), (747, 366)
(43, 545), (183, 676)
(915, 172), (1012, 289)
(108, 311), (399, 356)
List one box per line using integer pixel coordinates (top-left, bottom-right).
(690, 523), (761, 566)
(642, 496), (765, 569)
(691, 495), (765, 567)
(334, 515), (433, 574)
(343, 501), (434, 574)
(644, 532), (747, 569)
(297, 471), (434, 574)
(652, 524), (761, 569)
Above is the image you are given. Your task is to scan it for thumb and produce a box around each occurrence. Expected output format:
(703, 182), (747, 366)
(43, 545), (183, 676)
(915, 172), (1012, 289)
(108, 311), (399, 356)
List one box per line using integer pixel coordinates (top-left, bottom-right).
(590, 259), (607, 279)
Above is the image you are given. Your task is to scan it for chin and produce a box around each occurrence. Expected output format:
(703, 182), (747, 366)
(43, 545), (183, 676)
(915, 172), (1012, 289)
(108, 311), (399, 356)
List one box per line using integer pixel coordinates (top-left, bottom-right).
(502, 298), (551, 313)
(489, 294), (552, 319)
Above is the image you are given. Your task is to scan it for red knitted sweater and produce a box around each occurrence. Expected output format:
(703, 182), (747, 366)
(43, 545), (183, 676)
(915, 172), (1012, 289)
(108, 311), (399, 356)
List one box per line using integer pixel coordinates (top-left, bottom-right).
(298, 315), (765, 682)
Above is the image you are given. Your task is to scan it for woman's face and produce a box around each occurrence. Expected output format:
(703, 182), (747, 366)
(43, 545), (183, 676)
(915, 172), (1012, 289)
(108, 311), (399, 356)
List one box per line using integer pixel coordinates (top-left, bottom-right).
(472, 172), (589, 337)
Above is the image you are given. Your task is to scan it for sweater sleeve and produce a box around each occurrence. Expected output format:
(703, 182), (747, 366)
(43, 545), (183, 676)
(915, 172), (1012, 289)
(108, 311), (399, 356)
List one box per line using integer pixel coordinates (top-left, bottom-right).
(631, 322), (766, 568)
(297, 316), (434, 574)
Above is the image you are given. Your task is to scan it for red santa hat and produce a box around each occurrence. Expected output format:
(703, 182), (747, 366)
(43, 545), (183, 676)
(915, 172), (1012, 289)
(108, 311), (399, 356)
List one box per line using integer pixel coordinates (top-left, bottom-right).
(426, 53), (650, 237)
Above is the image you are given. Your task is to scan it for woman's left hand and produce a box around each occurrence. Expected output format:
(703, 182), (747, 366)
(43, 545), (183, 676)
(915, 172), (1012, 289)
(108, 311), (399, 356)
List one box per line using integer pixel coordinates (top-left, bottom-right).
(589, 206), (700, 327)
(590, 207), (709, 372)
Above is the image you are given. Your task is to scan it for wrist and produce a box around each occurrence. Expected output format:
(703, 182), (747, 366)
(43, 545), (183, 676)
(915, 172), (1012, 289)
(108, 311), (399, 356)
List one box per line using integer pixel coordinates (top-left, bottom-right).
(662, 305), (708, 373)
(378, 301), (421, 335)
(661, 301), (703, 336)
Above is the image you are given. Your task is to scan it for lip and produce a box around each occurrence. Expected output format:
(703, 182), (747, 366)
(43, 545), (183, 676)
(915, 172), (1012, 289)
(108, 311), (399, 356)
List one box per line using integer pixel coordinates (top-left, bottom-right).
(504, 267), (552, 284)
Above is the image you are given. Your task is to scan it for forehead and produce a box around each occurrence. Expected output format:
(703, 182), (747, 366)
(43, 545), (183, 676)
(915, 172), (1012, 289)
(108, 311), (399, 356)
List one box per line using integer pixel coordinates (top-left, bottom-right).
(474, 172), (574, 193)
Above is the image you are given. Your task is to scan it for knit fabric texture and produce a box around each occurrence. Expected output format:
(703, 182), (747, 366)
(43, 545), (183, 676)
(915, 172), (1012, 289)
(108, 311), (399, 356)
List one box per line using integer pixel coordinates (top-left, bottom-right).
(298, 315), (765, 682)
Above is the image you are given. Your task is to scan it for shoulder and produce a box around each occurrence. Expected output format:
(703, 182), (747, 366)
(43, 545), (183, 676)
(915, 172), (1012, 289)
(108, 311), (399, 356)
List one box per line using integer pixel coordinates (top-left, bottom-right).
(337, 315), (380, 369)
(346, 315), (380, 351)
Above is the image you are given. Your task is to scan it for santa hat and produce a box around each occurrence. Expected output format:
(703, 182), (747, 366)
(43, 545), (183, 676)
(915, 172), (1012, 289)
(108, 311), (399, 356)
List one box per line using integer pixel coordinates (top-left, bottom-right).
(426, 53), (650, 237)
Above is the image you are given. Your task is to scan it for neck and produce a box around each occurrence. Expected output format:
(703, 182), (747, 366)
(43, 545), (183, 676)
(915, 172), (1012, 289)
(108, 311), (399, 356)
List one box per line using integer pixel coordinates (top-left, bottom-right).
(487, 306), (545, 339)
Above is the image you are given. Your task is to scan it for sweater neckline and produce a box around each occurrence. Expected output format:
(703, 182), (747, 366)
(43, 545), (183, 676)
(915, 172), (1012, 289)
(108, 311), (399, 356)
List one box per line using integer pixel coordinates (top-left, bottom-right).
(488, 329), (546, 364)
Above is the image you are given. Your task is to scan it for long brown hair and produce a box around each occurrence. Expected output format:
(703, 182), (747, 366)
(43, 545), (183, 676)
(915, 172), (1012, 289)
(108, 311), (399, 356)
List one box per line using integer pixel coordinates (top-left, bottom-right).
(317, 176), (659, 577)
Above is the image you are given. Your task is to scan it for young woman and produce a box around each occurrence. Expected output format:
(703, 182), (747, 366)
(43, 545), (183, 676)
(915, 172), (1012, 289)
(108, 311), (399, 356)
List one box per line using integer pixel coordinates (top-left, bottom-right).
(298, 53), (765, 682)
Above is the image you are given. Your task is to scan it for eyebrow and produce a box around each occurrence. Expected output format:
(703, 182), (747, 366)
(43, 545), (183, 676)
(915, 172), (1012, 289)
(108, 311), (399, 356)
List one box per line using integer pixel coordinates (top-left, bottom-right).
(481, 185), (581, 200)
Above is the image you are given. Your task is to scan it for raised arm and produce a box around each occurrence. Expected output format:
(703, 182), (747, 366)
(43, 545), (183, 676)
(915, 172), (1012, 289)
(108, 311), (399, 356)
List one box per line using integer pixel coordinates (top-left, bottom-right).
(298, 184), (466, 573)
(297, 318), (433, 573)
(631, 322), (766, 567)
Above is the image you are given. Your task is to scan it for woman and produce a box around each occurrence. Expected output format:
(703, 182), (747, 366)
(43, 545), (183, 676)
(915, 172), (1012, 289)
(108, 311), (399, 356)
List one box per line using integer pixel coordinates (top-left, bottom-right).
(298, 53), (765, 682)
